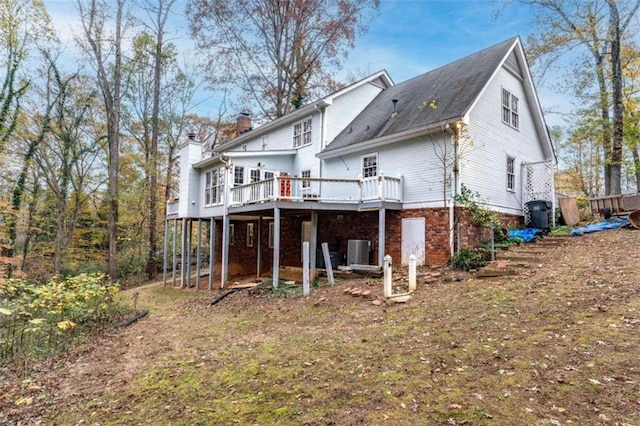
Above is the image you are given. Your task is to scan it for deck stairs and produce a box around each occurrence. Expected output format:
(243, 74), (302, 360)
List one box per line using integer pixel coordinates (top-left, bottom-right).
(475, 236), (571, 279)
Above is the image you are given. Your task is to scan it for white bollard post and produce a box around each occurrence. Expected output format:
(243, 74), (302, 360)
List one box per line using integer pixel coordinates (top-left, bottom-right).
(303, 241), (310, 297)
(383, 254), (392, 298)
(408, 254), (416, 292)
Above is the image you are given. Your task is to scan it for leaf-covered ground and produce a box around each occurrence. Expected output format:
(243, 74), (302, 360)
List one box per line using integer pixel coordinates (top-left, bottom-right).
(2, 228), (640, 425)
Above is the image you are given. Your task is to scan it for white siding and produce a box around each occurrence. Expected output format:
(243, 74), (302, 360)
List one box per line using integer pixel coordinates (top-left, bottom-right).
(321, 134), (453, 206)
(324, 82), (385, 145)
(464, 66), (547, 215)
(178, 141), (202, 217)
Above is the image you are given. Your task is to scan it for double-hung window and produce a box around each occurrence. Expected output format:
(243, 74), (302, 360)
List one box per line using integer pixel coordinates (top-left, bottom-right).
(362, 153), (378, 178)
(301, 170), (311, 189)
(205, 167), (224, 206)
(293, 117), (312, 148)
(234, 166), (244, 186)
(502, 88), (519, 129)
(506, 156), (515, 192)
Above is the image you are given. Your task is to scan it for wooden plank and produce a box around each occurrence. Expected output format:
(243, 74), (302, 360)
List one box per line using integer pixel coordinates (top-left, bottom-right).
(559, 197), (580, 226)
(476, 269), (517, 278)
(321, 242), (335, 285)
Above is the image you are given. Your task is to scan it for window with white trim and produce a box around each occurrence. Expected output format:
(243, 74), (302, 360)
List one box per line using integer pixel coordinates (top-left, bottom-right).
(293, 117), (312, 148)
(204, 167), (224, 206)
(502, 88), (519, 129)
(234, 166), (244, 186)
(362, 153), (378, 178)
(301, 170), (311, 189)
(246, 223), (254, 247)
(268, 222), (274, 249)
(507, 156), (515, 192)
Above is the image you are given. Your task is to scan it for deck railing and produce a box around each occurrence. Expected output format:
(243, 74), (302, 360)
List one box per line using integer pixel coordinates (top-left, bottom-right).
(229, 174), (402, 206)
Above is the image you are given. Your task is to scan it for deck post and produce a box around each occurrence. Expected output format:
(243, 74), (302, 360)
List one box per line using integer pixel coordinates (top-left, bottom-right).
(257, 216), (263, 278)
(186, 219), (193, 288)
(221, 214), (229, 288)
(303, 241), (310, 296)
(196, 219), (203, 289)
(378, 207), (386, 267)
(162, 218), (169, 286)
(272, 206), (281, 288)
(180, 218), (187, 288)
(310, 211), (318, 279)
(172, 219), (178, 286)
(209, 218), (215, 291)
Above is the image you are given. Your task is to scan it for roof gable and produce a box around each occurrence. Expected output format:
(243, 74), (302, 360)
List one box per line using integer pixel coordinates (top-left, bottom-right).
(322, 37), (520, 155)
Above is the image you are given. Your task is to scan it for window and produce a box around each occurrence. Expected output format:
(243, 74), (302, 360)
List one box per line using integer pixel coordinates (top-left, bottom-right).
(362, 153), (378, 178)
(507, 156), (515, 191)
(293, 117), (312, 148)
(301, 170), (311, 189)
(268, 222), (274, 249)
(246, 223), (254, 247)
(229, 224), (235, 246)
(204, 168), (224, 206)
(234, 166), (244, 186)
(502, 88), (519, 129)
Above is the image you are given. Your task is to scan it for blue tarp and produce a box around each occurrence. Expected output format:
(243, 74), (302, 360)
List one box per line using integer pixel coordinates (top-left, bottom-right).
(569, 217), (630, 236)
(508, 228), (541, 243)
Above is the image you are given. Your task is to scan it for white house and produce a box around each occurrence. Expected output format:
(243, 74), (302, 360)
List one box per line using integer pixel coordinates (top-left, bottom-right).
(164, 36), (555, 289)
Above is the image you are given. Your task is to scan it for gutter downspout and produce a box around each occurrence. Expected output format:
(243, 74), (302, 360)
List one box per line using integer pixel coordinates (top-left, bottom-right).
(220, 156), (231, 288)
(450, 121), (463, 258)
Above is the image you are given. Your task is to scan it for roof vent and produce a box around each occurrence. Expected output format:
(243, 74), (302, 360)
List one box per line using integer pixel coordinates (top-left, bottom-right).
(187, 132), (196, 140)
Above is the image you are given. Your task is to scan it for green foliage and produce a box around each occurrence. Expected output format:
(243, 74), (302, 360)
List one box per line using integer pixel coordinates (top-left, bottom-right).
(454, 184), (501, 227)
(451, 249), (487, 271)
(0, 273), (127, 365)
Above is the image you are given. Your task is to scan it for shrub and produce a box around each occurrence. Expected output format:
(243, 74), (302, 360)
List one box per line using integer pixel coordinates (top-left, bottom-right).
(451, 249), (487, 271)
(0, 273), (127, 366)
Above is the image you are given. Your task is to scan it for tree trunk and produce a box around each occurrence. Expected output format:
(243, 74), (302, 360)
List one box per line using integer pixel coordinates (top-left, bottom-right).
(608, 1), (624, 195)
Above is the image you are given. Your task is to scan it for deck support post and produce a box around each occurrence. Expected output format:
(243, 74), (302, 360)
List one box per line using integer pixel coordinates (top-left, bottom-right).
(172, 219), (178, 286)
(209, 218), (215, 291)
(162, 218), (169, 286)
(378, 208), (386, 267)
(310, 211), (318, 279)
(272, 206), (281, 288)
(221, 214), (229, 288)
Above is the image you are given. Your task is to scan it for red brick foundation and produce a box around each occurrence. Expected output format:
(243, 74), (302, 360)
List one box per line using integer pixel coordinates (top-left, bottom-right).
(204, 207), (524, 284)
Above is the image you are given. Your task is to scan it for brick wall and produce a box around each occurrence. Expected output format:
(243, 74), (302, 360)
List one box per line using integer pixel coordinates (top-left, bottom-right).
(205, 208), (524, 284)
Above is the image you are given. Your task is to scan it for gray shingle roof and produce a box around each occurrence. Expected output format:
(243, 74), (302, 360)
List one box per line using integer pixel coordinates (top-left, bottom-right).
(323, 37), (519, 154)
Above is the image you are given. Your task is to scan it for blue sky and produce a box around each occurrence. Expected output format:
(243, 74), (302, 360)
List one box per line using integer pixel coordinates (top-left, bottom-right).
(41, 0), (567, 126)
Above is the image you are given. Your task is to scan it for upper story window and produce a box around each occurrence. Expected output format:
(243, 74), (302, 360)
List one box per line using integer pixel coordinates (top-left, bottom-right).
(362, 153), (378, 178)
(234, 166), (244, 186)
(506, 156), (515, 192)
(293, 117), (312, 148)
(205, 167), (225, 206)
(502, 88), (519, 129)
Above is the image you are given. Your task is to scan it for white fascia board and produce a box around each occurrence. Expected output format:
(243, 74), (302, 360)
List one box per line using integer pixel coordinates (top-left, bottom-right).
(316, 118), (461, 159)
(193, 150), (297, 169)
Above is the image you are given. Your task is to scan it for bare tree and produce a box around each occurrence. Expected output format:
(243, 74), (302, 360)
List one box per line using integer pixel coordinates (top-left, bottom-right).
(77, 0), (127, 279)
(186, 0), (380, 119)
(514, 0), (640, 195)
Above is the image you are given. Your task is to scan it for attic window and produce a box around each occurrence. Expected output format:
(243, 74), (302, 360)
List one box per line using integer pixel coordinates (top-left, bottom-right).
(293, 117), (312, 148)
(502, 88), (519, 129)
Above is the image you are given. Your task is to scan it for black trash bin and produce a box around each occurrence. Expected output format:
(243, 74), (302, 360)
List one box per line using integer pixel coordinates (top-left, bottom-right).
(526, 200), (552, 229)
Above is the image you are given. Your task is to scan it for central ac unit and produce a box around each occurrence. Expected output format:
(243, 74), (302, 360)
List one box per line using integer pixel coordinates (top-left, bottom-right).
(347, 239), (370, 265)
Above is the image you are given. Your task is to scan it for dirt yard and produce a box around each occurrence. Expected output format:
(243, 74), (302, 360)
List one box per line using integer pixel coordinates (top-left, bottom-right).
(2, 227), (640, 425)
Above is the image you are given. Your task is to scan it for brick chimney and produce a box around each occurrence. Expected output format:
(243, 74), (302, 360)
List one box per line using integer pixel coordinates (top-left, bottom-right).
(236, 112), (252, 137)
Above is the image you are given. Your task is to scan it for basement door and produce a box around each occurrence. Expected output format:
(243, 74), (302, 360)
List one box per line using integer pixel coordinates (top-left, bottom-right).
(401, 218), (425, 265)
